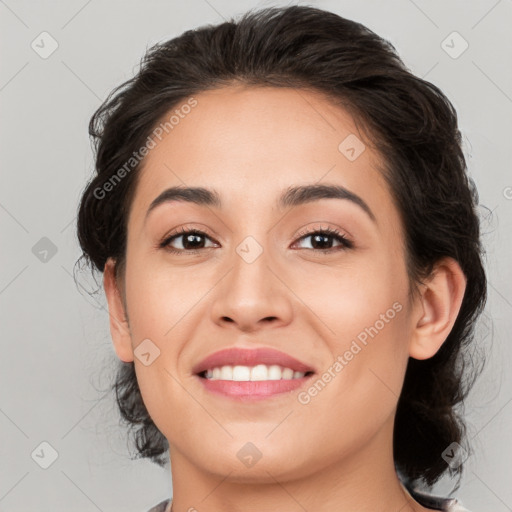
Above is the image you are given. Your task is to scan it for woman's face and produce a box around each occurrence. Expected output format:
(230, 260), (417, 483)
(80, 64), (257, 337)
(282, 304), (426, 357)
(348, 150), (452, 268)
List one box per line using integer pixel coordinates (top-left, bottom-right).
(110, 85), (418, 480)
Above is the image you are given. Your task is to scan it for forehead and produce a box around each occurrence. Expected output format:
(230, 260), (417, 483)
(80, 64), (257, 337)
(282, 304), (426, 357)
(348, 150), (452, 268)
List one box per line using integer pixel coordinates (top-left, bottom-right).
(128, 85), (393, 226)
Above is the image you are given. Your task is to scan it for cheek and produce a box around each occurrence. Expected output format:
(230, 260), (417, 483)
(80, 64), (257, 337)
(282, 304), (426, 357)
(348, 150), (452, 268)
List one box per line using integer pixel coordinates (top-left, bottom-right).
(124, 251), (203, 338)
(297, 246), (409, 333)
(296, 285), (410, 460)
(124, 259), (203, 436)
(296, 249), (411, 405)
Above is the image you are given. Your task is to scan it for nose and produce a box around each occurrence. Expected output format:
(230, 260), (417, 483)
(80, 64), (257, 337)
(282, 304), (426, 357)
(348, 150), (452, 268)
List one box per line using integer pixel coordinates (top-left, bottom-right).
(210, 243), (294, 333)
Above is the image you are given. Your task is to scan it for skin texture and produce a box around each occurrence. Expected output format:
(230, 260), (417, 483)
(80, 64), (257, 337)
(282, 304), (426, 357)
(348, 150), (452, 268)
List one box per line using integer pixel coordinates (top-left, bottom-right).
(103, 85), (466, 512)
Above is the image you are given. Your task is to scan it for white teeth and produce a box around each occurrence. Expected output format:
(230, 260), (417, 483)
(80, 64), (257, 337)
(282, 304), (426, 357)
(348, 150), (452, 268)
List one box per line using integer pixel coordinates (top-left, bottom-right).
(267, 364), (282, 380)
(232, 365), (251, 381)
(202, 364), (308, 381)
(282, 368), (294, 379)
(220, 366), (233, 380)
(250, 364), (268, 381)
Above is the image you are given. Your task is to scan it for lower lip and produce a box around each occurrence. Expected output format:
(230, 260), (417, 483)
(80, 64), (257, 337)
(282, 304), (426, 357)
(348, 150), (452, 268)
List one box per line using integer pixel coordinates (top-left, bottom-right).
(195, 374), (314, 401)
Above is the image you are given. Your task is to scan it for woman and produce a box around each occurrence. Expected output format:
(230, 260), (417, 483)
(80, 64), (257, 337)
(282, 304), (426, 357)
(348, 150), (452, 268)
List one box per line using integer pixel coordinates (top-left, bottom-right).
(76, 5), (486, 511)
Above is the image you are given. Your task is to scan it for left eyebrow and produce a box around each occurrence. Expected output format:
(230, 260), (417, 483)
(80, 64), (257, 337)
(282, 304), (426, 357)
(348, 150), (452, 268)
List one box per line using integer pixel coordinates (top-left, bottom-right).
(144, 183), (376, 223)
(278, 183), (376, 222)
(145, 186), (222, 224)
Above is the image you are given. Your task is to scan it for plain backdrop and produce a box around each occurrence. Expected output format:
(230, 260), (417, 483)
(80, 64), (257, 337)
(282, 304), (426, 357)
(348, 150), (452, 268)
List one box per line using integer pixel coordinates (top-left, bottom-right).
(0, 1), (511, 511)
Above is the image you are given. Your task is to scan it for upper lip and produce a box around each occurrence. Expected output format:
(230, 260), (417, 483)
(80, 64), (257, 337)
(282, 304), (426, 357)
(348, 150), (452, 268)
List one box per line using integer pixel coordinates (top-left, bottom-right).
(192, 347), (316, 375)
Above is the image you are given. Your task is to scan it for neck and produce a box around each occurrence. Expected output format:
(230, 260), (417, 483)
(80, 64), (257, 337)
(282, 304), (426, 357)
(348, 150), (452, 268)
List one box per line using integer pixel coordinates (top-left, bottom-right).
(168, 414), (423, 512)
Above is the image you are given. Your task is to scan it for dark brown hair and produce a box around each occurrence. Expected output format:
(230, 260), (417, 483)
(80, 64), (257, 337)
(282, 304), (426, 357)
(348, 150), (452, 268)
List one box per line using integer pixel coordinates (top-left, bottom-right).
(76, 5), (487, 490)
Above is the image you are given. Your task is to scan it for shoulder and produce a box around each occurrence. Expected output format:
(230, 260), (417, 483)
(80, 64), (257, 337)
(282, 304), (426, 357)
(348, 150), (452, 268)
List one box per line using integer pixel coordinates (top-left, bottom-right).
(145, 498), (172, 512)
(143, 494), (474, 512)
(445, 499), (472, 512)
(403, 481), (471, 512)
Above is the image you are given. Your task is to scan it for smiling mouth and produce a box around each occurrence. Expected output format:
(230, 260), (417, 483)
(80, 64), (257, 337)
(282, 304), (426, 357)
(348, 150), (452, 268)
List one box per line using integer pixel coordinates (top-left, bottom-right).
(196, 364), (315, 382)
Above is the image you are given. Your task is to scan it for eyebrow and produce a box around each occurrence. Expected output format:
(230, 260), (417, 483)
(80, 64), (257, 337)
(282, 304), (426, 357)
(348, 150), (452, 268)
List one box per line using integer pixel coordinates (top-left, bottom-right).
(145, 183), (376, 223)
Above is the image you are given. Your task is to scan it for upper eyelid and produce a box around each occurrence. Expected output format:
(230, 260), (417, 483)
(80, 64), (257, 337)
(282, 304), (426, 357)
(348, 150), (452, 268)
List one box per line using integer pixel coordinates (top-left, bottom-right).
(163, 226), (352, 247)
(162, 227), (219, 248)
(295, 225), (347, 238)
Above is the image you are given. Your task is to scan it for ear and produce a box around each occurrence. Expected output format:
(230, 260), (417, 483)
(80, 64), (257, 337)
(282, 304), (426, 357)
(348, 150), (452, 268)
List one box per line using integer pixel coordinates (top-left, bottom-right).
(409, 257), (467, 360)
(103, 257), (134, 363)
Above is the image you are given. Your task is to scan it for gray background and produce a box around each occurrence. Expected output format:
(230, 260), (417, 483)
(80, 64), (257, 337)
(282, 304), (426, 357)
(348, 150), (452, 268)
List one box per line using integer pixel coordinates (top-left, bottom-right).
(0, 0), (511, 511)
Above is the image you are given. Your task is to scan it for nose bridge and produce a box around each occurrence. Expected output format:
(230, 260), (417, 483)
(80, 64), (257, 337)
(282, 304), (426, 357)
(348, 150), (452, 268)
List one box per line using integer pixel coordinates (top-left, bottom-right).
(229, 231), (275, 299)
(227, 205), (276, 283)
(210, 224), (293, 329)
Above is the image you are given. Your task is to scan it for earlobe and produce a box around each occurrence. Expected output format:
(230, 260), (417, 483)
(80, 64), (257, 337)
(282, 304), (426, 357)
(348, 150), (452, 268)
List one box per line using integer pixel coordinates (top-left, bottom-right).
(409, 258), (467, 360)
(103, 258), (134, 363)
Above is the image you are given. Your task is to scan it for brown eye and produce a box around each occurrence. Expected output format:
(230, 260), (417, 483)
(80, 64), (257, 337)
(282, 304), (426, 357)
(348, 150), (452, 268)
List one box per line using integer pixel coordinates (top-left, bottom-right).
(160, 229), (218, 254)
(294, 227), (353, 252)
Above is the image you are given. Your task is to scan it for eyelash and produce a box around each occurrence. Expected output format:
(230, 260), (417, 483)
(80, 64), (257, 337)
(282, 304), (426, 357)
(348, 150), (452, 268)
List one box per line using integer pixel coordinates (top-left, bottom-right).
(159, 225), (353, 255)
